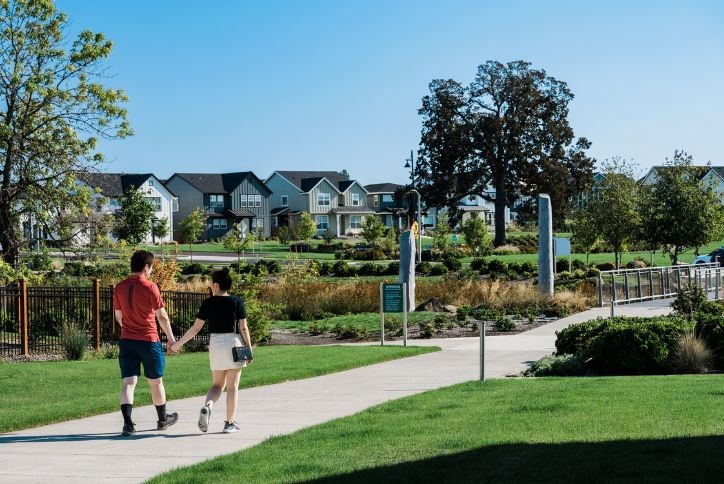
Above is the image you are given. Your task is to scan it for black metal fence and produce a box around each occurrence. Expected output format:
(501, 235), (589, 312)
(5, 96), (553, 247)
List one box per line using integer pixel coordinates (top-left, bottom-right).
(0, 280), (208, 357)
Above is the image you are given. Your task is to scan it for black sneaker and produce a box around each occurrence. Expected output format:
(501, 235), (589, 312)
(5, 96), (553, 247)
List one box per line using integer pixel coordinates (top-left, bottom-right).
(121, 422), (136, 436)
(198, 405), (211, 432)
(223, 421), (240, 433)
(157, 412), (179, 430)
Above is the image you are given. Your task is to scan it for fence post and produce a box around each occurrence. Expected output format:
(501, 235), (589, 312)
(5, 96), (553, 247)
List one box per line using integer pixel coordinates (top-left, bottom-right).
(18, 278), (29, 357)
(598, 273), (604, 307)
(92, 278), (101, 351)
(624, 272), (630, 302)
(660, 268), (665, 297)
(648, 270), (654, 300)
(637, 271), (642, 299)
(677, 268), (682, 294)
(610, 273), (616, 317)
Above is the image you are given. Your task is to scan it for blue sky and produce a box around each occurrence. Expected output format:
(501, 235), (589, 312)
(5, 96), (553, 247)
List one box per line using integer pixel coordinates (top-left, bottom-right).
(59, 0), (724, 186)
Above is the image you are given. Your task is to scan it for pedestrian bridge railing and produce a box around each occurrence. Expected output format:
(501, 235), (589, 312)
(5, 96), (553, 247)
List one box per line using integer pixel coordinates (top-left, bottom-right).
(597, 263), (721, 311)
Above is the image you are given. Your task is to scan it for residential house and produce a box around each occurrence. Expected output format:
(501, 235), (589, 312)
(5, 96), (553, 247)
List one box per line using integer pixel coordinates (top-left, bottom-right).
(364, 183), (406, 228)
(165, 172), (272, 240)
(76, 172), (177, 243)
(640, 165), (724, 198)
(265, 171), (375, 236)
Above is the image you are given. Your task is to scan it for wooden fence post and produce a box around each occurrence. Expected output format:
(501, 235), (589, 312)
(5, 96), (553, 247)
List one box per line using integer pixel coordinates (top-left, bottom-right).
(92, 278), (101, 351)
(18, 278), (29, 357)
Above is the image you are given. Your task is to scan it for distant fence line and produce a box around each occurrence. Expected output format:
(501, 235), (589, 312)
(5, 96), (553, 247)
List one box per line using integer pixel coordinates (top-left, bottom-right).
(597, 263), (721, 313)
(0, 279), (207, 357)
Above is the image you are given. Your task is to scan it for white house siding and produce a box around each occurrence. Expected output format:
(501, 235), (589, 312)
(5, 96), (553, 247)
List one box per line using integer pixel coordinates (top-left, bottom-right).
(134, 178), (175, 243)
(700, 171), (724, 199)
(165, 176), (204, 240)
(308, 179), (339, 215)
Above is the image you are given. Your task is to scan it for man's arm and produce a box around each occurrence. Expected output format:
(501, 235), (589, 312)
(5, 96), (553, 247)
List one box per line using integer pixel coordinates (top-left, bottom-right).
(114, 309), (124, 327)
(155, 307), (176, 344)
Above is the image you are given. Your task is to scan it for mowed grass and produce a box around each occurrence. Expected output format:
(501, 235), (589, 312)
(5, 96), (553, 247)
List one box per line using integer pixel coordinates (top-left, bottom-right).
(0, 345), (437, 433)
(150, 376), (724, 483)
(272, 311), (440, 331)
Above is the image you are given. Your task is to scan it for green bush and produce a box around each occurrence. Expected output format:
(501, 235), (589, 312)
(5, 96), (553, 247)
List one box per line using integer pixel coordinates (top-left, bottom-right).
(432, 314), (449, 330)
(386, 261), (400, 275)
(307, 321), (330, 335)
(525, 354), (587, 376)
(487, 259), (507, 274)
(586, 318), (690, 375)
(456, 305), (470, 323)
(332, 260), (354, 277)
(333, 323), (369, 339)
(494, 317), (516, 332)
(441, 253), (462, 272)
(418, 321), (435, 338)
(470, 258), (488, 272)
(556, 318), (612, 355)
(416, 261), (432, 275)
(244, 297), (272, 343)
(672, 284), (706, 316)
(180, 263), (206, 275)
(429, 264), (449, 276)
(384, 315), (403, 336)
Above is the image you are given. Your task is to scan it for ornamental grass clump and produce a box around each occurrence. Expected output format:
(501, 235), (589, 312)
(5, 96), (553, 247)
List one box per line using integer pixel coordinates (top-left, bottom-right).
(60, 322), (89, 361)
(672, 332), (712, 374)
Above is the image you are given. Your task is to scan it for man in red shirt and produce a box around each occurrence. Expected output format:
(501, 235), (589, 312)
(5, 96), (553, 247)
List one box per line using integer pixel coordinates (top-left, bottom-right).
(113, 250), (178, 436)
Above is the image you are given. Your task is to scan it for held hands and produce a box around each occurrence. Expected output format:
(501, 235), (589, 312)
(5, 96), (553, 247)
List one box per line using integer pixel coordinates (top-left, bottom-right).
(168, 340), (181, 354)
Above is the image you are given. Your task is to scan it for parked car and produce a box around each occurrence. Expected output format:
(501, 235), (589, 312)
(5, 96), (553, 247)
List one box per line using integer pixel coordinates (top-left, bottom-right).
(692, 248), (724, 265)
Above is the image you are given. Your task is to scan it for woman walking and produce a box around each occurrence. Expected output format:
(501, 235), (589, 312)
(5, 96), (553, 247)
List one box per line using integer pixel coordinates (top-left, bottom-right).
(170, 268), (252, 433)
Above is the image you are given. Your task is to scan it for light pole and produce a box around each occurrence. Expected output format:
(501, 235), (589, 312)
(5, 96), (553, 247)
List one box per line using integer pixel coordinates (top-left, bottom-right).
(405, 150), (423, 264)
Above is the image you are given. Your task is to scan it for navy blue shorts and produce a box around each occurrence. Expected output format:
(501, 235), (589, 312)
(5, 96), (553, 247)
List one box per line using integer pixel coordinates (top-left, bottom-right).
(119, 339), (165, 379)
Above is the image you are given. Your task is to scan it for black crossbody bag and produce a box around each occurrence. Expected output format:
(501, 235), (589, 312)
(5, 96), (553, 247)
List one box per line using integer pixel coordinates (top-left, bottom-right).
(231, 305), (253, 362)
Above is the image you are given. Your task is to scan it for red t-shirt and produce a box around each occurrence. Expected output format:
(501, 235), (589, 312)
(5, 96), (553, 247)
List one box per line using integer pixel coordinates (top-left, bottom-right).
(113, 274), (165, 342)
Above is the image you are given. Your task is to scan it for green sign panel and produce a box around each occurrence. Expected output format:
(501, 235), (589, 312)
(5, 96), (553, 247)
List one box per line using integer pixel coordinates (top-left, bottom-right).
(383, 283), (404, 312)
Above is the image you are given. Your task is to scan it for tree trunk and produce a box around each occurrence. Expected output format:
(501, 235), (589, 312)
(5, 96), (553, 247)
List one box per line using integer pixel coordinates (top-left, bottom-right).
(0, 201), (19, 267)
(493, 177), (506, 247)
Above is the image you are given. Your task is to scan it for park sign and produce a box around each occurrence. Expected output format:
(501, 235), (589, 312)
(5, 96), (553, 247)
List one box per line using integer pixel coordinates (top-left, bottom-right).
(382, 283), (404, 312)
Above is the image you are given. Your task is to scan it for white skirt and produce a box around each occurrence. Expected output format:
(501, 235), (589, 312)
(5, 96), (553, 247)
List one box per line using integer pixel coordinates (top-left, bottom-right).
(208, 333), (247, 371)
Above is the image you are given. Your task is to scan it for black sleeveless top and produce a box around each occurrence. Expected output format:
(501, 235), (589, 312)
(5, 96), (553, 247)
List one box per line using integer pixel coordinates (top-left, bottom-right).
(196, 295), (247, 333)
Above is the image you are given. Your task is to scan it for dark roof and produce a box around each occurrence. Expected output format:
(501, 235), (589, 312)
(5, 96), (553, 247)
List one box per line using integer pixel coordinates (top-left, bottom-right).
(649, 165), (710, 180)
(364, 183), (402, 193)
(77, 173), (154, 197)
(270, 207), (290, 215)
(338, 180), (356, 192)
(274, 171), (350, 192)
(330, 206), (375, 214)
(710, 167), (724, 179)
(170, 172), (272, 195)
(226, 208), (257, 218)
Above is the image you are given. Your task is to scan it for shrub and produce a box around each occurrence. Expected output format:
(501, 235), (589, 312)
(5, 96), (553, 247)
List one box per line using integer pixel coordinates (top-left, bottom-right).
(384, 315), (403, 336)
(244, 297), (272, 343)
(257, 259), (281, 274)
(416, 261), (432, 275)
(571, 259), (587, 271)
(307, 322), (330, 335)
(317, 261), (334, 276)
(85, 344), (120, 360)
(672, 284), (706, 316)
(334, 323), (369, 339)
(625, 259), (647, 269)
(180, 263), (205, 275)
(585, 267), (600, 278)
(555, 259), (570, 273)
(494, 317), (516, 332)
(386, 261), (400, 275)
(358, 262), (379, 276)
(487, 259), (507, 274)
(596, 262), (615, 271)
(441, 253), (462, 272)
(555, 318), (609, 355)
(520, 261), (537, 275)
(418, 321), (435, 338)
(524, 354), (587, 376)
(430, 264), (449, 276)
(60, 322), (88, 361)
(470, 258), (488, 272)
(332, 260), (353, 277)
(672, 332), (712, 374)
(432, 314), (448, 330)
(456, 305), (470, 322)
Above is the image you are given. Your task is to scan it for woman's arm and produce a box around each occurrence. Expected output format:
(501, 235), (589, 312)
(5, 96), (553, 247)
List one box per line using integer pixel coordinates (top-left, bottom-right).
(238, 318), (252, 349)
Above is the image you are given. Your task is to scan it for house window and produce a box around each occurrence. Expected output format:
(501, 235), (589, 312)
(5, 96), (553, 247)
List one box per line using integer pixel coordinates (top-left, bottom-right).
(318, 193), (330, 206)
(351, 193), (360, 206)
(253, 218), (264, 231)
(254, 195), (262, 207)
(212, 218), (228, 230)
(350, 215), (362, 229)
(315, 215), (328, 230)
(240, 195), (248, 207)
(148, 179), (154, 186)
(281, 195), (288, 206)
(146, 197), (162, 211)
(382, 194), (393, 203)
(209, 194), (224, 208)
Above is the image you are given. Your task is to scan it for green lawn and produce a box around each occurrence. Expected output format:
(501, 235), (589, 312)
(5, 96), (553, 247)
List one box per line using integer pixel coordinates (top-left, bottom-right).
(272, 311), (439, 331)
(150, 375), (724, 483)
(0, 345), (437, 433)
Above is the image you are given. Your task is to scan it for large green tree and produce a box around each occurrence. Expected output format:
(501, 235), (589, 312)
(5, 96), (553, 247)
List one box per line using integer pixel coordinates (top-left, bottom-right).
(640, 151), (723, 264)
(0, 0), (131, 265)
(112, 187), (154, 246)
(417, 60), (594, 246)
(575, 158), (640, 268)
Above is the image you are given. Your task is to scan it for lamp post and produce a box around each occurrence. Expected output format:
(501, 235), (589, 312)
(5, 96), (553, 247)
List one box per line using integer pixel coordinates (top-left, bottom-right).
(405, 150), (422, 264)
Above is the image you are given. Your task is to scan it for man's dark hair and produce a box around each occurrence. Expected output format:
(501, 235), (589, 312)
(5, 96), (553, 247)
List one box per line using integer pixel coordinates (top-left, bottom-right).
(211, 268), (233, 291)
(130, 250), (155, 273)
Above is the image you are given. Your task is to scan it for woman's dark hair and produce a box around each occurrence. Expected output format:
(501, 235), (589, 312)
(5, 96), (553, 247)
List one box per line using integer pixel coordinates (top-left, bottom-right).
(130, 250), (155, 273)
(211, 268), (232, 291)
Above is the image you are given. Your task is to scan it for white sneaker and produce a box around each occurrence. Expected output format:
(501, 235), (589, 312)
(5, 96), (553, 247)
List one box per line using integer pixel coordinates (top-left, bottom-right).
(223, 421), (240, 433)
(198, 405), (211, 432)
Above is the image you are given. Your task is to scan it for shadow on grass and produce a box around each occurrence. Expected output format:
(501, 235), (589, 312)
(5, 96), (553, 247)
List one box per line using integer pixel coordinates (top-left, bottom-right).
(309, 436), (724, 483)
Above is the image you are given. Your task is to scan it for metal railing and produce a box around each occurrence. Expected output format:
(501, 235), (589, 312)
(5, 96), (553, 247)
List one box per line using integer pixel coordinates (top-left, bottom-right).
(597, 263), (721, 314)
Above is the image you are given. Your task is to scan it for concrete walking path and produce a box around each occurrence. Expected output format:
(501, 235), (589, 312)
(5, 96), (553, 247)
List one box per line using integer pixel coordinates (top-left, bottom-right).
(0, 299), (673, 483)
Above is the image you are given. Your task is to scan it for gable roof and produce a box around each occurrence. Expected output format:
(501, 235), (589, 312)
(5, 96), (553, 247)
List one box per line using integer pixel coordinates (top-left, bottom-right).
(77, 173), (155, 197)
(273, 171), (350, 192)
(169, 172), (272, 196)
(364, 182), (403, 194)
(707, 167), (724, 181)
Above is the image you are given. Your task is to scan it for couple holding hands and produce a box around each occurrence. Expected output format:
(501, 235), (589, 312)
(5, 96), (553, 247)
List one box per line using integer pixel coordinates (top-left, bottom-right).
(113, 250), (253, 436)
